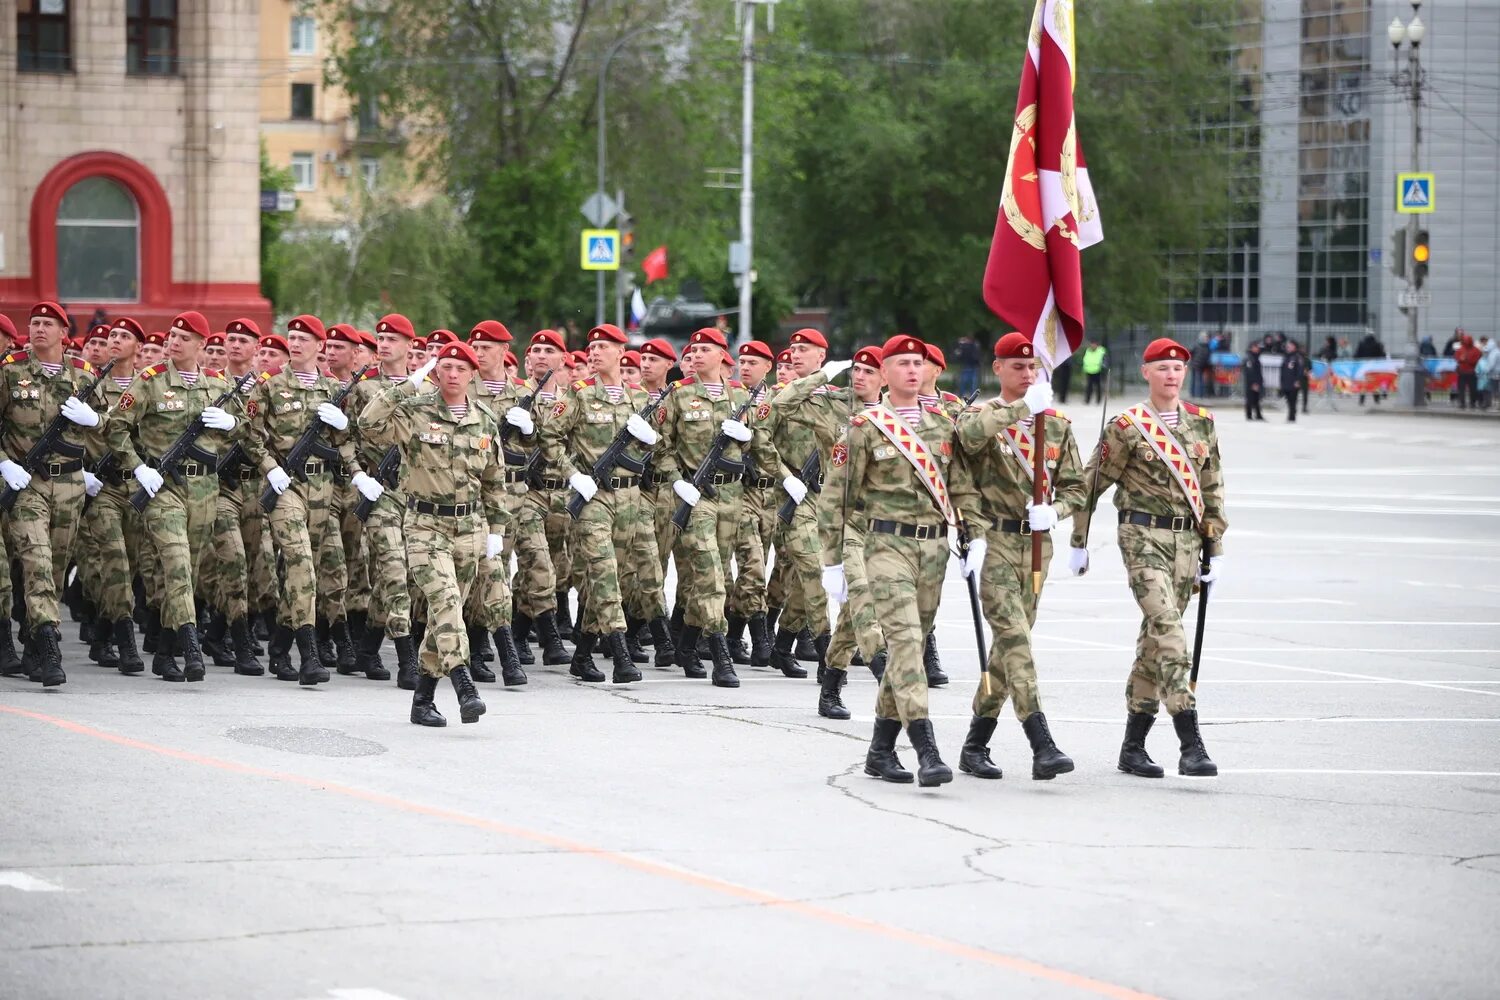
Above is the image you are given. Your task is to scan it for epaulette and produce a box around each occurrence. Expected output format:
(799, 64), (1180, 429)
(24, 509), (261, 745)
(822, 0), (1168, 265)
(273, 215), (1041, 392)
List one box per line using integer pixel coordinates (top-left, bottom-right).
(139, 362), (169, 379)
(1115, 415), (1130, 429)
(1182, 401), (1213, 420)
(573, 377), (596, 389)
(71, 358), (95, 374)
(728, 379), (744, 389)
(924, 404), (944, 416)
(473, 399), (497, 422)
(3, 351), (30, 365)
(203, 368), (224, 379)
(940, 389), (960, 402)
(672, 377), (697, 387)
(627, 382), (642, 392)
(265, 365), (285, 377)
(359, 369), (380, 381)
(851, 414), (868, 427)
(772, 380), (786, 391)
(1040, 407), (1070, 422)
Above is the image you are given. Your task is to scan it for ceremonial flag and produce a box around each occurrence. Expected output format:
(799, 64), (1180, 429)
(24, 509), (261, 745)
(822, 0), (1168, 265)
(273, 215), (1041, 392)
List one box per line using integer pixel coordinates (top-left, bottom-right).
(642, 245), (669, 284)
(629, 288), (647, 329)
(981, 0), (1103, 370)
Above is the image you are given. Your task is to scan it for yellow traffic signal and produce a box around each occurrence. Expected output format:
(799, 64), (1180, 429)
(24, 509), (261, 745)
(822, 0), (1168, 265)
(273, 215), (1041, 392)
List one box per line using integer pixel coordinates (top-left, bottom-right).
(1412, 229), (1430, 288)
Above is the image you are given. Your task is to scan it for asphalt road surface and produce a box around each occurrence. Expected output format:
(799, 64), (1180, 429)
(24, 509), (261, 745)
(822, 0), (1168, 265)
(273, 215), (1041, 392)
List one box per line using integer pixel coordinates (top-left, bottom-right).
(3, 400), (1498, 1000)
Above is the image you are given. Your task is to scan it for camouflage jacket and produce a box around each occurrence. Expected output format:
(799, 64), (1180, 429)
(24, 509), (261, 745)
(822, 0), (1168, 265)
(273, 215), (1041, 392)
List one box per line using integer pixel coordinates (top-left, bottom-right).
(104, 361), (242, 474)
(539, 377), (650, 484)
(0, 352), (106, 466)
(955, 401), (1085, 531)
(1070, 400), (1228, 557)
(652, 377), (774, 486)
(770, 371), (850, 494)
(348, 369), (421, 487)
(242, 366), (360, 478)
(527, 373), (573, 487)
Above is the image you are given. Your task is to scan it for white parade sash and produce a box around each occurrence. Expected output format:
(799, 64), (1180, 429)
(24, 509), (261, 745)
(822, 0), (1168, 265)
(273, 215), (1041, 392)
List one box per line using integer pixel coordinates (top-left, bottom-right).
(864, 404), (957, 525)
(1120, 404), (1205, 523)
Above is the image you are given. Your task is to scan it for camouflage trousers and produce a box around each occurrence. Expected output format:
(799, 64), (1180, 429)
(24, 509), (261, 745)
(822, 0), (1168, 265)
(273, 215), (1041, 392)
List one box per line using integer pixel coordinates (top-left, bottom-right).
(541, 488), (576, 594)
(766, 545), (786, 611)
(866, 531), (949, 725)
(771, 498), (829, 636)
(567, 486), (636, 635)
(1120, 523), (1200, 717)
(141, 477), (218, 630)
(512, 491), (557, 618)
(314, 489), (350, 622)
(267, 472), (341, 630)
(468, 483), (525, 629)
(334, 486), (368, 618)
(80, 483), (136, 622)
(725, 484), (774, 618)
(671, 490), (735, 635)
(647, 481), (675, 577)
(5, 473), (85, 628)
(363, 488), (410, 638)
(406, 511), (483, 678)
(208, 484), (252, 621)
(972, 530), (1049, 721)
(825, 545), (883, 672)
(621, 487), (666, 623)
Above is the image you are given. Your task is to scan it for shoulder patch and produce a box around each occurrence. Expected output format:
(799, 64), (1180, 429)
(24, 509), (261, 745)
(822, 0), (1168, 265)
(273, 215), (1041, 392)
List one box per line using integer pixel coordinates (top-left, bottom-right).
(572, 377), (594, 390)
(71, 358), (94, 373)
(140, 362), (169, 379)
(1183, 401), (1213, 420)
(1115, 415), (1131, 430)
(940, 390), (960, 402)
(672, 377), (697, 388)
(203, 368), (224, 379)
(1041, 407), (1071, 422)
(3, 351), (30, 365)
(924, 404), (944, 416)
(359, 369), (380, 382)
(728, 379), (744, 390)
(850, 414), (868, 427)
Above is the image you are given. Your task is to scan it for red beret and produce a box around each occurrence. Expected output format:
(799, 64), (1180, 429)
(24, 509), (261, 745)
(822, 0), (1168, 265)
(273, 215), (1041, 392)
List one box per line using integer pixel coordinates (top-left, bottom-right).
(86, 323), (112, 343)
(426, 329), (457, 346)
(259, 334), (290, 354)
(436, 341), (480, 369)
(776, 348), (793, 364)
(640, 338), (677, 362)
(880, 335), (926, 360)
(376, 314), (415, 339)
(469, 320), (513, 345)
(412, 337), (427, 351)
(325, 323), (361, 346)
(287, 314), (326, 341)
(689, 327), (729, 350)
(357, 331), (378, 349)
(993, 332), (1034, 359)
(1143, 338), (1189, 364)
(853, 345), (883, 370)
(587, 323), (627, 345)
(503, 350), (518, 368)
(30, 301), (66, 322)
(171, 310), (211, 339)
(530, 329), (567, 352)
(146, 331), (167, 347)
(924, 343), (946, 369)
(569, 350), (589, 366)
(738, 340), (774, 362)
(622, 350), (642, 368)
(225, 317), (261, 339)
(205, 333), (225, 348)
(789, 328), (828, 349)
(0, 315), (17, 341)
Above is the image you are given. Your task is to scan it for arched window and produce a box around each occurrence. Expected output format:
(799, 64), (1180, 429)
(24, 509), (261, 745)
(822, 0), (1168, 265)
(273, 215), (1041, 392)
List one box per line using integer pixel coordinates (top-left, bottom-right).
(55, 177), (139, 301)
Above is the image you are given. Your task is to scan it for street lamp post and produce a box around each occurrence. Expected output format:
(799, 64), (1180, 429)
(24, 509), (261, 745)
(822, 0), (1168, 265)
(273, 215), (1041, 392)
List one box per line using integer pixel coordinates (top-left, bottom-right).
(1388, 3), (1426, 406)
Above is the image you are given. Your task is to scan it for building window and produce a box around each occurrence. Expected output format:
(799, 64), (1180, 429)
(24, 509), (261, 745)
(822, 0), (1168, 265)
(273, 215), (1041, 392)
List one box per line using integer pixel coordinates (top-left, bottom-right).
(126, 0), (178, 76)
(360, 157), (380, 190)
(290, 83), (316, 120)
(290, 153), (316, 192)
(56, 177), (139, 302)
(17, 0), (72, 73)
(290, 15), (316, 56)
(357, 95), (381, 136)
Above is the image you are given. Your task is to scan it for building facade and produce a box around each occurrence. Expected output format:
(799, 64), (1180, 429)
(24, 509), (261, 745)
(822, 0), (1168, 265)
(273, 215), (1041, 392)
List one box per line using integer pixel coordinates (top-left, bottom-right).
(1, 0), (271, 332)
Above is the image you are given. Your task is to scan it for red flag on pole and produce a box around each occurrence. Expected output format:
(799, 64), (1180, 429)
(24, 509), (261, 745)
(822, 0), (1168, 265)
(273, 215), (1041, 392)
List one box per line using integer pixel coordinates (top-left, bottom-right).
(642, 245), (669, 284)
(982, 0), (1103, 370)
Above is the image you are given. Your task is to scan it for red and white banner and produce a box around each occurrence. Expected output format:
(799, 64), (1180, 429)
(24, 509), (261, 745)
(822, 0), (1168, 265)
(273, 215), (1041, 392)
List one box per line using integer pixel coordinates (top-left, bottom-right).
(982, 0), (1103, 371)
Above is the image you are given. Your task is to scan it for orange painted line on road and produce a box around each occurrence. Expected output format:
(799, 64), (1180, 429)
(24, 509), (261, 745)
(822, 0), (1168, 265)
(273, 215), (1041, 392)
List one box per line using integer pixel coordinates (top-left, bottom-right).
(0, 702), (1159, 1000)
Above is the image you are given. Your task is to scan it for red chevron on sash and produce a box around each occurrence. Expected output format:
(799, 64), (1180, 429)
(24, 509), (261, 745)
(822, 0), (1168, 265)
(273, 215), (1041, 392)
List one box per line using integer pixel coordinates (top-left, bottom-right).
(866, 405), (957, 525)
(1121, 404), (1204, 523)
(1000, 422), (1049, 492)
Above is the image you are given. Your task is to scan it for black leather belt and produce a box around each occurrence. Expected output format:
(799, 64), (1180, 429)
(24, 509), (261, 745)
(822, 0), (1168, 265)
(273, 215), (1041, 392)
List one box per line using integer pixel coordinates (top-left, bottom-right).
(176, 461), (212, 478)
(995, 517), (1031, 535)
(603, 474), (640, 490)
(868, 519), (948, 540)
(503, 470), (528, 485)
(1119, 510), (1194, 532)
(408, 499), (479, 517)
(647, 473), (669, 488)
(301, 460), (327, 476)
(43, 460), (83, 476)
(537, 476), (566, 491)
(749, 475), (776, 489)
(708, 472), (736, 487)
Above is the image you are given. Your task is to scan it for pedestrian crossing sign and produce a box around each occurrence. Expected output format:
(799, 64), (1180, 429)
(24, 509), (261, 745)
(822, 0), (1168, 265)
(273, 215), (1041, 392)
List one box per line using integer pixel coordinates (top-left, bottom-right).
(581, 229), (620, 271)
(1396, 172), (1434, 214)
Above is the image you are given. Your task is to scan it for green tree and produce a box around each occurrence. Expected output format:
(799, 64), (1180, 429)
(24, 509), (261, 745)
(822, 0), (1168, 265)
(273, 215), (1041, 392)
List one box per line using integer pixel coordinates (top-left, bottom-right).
(259, 143), (297, 311)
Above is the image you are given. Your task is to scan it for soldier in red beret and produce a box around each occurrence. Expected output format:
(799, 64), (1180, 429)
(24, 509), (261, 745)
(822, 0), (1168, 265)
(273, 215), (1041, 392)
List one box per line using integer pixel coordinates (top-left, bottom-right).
(140, 330), (167, 368)
(82, 323), (112, 369)
(620, 349), (642, 384)
(1069, 337), (1226, 778)
(721, 337), (780, 668)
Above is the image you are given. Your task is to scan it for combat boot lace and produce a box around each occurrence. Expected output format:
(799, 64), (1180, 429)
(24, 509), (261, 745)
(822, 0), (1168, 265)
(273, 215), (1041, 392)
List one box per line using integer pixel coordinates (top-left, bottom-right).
(409, 673), (446, 727)
(151, 627), (183, 683)
(1173, 709), (1218, 777)
(648, 614), (676, 667)
(178, 623), (206, 682)
(229, 618), (264, 676)
(708, 632), (739, 688)
(314, 616), (338, 670)
(1118, 712), (1164, 778)
(569, 632), (605, 682)
(675, 625), (707, 679)
(907, 718), (953, 787)
(606, 630), (642, 684)
(394, 634), (419, 690)
(1022, 712), (1074, 780)
(35, 623), (66, 688)
(493, 626), (527, 686)
(726, 615), (751, 665)
(90, 613), (121, 669)
(295, 625), (329, 686)
(864, 718), (913, 783)
(331, 619), (358, 674)
(922, 630), (948, 687)
(958, 716), (1003, 779)
(466, 625), (496, 682)
(510, 611), (536, 665)
(450, 666), (487, 723)
(817, 668), (850, 720)
(114, 618), (145, 675)
(623, 615), (649, 664)
(534, 610), (571, 665)
(747, 611), (772, 667)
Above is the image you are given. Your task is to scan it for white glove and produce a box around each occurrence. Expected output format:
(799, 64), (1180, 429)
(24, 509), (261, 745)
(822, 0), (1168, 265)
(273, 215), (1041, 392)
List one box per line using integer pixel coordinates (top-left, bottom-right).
(350, 471), (383, 503)
(1068, 546), (1090, 576)
(820, 359), (854, 381)
(505, 406), (535, 436)
(720, 418), (752, 442)
(1022, 381), (1054, 415)
(625, 413), (658, 445)
(61, 397), (101, 428)
(485, 533), (504, 560)
(1197, 555), (1223, 585)
(672, 479), (700, 507)
(411, 356), (438, 384)
(83, 471), (103, 497)
(0, 460), (31, 492)
(782, 475), (808, 505)
(821, 563), (848, 604)
(316, 402), (349, 431)
(569, 472), (598, 502)
(962, 537), (987, 578)
(200, 405), (236, 431)
(1027, 501), (1058, 532)
(266, 466), (291, 495)
(133, 463), (164, 498)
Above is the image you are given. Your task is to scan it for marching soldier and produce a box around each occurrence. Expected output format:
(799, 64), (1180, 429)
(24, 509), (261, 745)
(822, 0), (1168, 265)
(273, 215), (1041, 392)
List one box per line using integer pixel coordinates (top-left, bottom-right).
(1070, 338), (1225, 778)
(953, 332), (1074, 779)
(318, 323), (368, 673)
(725, 340), (777, 668)
(634, 338), (680, 665)
(911, 342), (968, 689)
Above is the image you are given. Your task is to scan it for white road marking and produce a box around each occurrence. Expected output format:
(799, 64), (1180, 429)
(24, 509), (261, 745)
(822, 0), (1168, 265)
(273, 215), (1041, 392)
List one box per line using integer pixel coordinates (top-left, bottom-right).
(846, 714), (1500, 724)
(1041, 597), (1353, 606)
(0, 871), (66, 892)
(1233, 500), (1500, 517)
(1221, 769), (1500, 777)
(1214, 656), (1500, 699)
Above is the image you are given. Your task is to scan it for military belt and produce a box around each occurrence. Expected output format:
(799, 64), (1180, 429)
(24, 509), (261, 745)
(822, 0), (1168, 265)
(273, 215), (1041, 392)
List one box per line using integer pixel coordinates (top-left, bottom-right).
(1118, 510), (1194, 532)
(40, 459), (84, 477)
(706, 472), (736, 487)
(647, 472), (670, 487)
(299, 459), (328, 477)
(536, 476), (567, 491)
(748, 475), (776, 490)
(993, 517), (1032, 536)
(503, 470), (528, 485)
(174, 461), (212, 478)
(603, 474), (640, 491)
(408, 498), (479, 518)
(868, 518), (948, 540)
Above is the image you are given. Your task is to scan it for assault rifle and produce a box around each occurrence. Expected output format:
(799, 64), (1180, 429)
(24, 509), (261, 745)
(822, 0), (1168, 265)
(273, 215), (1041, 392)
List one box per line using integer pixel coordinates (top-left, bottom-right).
(353, 445), (400, 523)
(500, 369), (553, 465)
(259, 364), (373, 513)
(669, 379), (766, 531)
(776, 449), (822, 525)
(0, 358), (116, 513)
(131, 371), (257, 512)
(565, 383), (675, 519)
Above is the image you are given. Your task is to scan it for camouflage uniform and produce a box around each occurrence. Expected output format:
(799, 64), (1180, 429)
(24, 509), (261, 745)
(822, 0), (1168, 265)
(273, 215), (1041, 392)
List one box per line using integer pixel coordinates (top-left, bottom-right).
(207, 369), (268, 627)
(724, 384), (776, 626)
(466, 374), (529, 634)
(347, 370), (414, 642)
(81, 370), (139, 625)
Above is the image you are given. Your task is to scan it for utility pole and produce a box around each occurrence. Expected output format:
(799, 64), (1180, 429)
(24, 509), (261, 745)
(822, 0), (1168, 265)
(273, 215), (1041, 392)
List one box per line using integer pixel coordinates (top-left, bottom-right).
(1388, 4), (1427, 406)
(736, 0), (777, 345)
(615, 187), (626, 329)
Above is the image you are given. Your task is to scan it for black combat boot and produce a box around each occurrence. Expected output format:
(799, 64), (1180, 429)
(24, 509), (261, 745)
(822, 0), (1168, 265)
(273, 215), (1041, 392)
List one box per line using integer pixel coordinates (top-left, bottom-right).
(1172, 709), (1218, 777)
(201, 611), (233, 667)
(152, 627), (183, 683)
(668, 605), (685, 648)
(818, 669), (850, 720)
(254, 608), (273, 642)
(569, 632), (605, 682)
(410, 673), (446, 727)
(474, 626), (494, 662)
(958, 716), (1003, 779)
(510, 611), (536, 666)
(868, 649), (888, 681)
(411, 620), (427, 651)
(354, 625), (386, 679)
(90, 613), (120, 669)
(331, 619), (357, 674)
(725, 615), (751, 665)
(178, 623), (206, 682)
(295, 625), (329, 686)
(534, 610), (571, 665)
(623, 616), (649, 664)
(450, 666), (486, 723)
(648, 615), (676, 667)
(78, 599), (95, 642)
(606, 630), (641, 684)
(864, 718), (913, 783)
(1021, 713), (1074, 780)
(635, 618), (653, 647)
(269, 625), (298, 682)
(764, 605), (781, 637)
(906, 718), (953, 787)
(22, 624), (41, 682)
(314, 616), (338, 670)
(748, 611), (772, 668)
(229, 618), (263, 676)
(923, 630), (948, 687)
(394, 634), (419, 690)
(493, 626), (526, 687)
(34, 623), (65, 688)
(114, 618), (145, 675)
(851, 649), (865, 667)
(814, 631), (831, 683)
(675, 625), (707, 679)
(1118, 712), (1164, 778)
(769, 628), (807, 678)
(708, 632), (739, 688)
(555, 590), (574, 642)
(0, 619), (21, 676)
(346, 608), (366, 644)
(142, 607), (161, 654)
(466, 625), (496, 682)
(794, 627), (819, 662)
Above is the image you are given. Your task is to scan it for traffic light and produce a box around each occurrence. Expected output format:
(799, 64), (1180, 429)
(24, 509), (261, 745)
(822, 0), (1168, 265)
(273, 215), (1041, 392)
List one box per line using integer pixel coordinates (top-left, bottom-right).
(620, 212), (636, 261)
(1412, 228), (1430, 288)
(1390, 229), (1406, 279)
